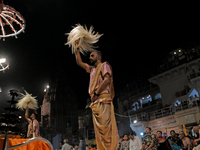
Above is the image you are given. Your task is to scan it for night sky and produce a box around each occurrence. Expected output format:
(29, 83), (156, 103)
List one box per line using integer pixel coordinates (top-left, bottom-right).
(0, 0), (200, 112)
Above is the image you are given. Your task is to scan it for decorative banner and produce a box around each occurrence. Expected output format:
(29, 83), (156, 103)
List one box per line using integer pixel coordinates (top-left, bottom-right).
(149, 115), (178, 130)
(151, 116), (176, 125)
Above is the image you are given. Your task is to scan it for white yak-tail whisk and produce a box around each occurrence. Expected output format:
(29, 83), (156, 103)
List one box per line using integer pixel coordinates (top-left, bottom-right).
(65, 24), (103, 55)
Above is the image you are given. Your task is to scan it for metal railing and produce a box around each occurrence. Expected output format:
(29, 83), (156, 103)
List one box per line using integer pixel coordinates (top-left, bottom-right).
(129, 100), (200, 122)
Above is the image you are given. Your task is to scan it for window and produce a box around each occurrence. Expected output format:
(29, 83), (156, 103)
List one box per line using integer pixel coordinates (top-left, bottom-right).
(174, 100), (181, 106)
(132, 102), (139, 111)
(141, 95), (152, 104)
(189, 88), (199, 98)
(155, 93), (161, 100)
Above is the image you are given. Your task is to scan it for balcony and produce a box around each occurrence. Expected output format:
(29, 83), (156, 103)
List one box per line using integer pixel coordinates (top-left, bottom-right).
(128, 99), (200, 122)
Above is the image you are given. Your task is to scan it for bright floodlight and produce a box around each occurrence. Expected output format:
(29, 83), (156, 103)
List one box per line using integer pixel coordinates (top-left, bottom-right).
(0, 56), (9, 72)
(0, 58), (6, 63)
(0, 0), (25, 40)
(133, 120), (137, 123)
(140, 132), (144, 136)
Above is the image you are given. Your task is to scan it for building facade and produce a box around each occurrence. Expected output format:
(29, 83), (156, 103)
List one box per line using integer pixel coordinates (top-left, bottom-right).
(116, 46), (200, 137)
(40, 70), (78, 149)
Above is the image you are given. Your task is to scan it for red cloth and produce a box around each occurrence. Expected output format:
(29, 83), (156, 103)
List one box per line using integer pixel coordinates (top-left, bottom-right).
(156, 136), (166, 142)
(0, 138), (50, 150)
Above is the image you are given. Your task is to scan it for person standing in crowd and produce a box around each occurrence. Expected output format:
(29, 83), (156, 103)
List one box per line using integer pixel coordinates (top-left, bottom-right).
(179, 131), (191, 150)
(192, 126), (200, 147)
(90, 145), (96, 150)
(168, 130), (183, 150)
(141, 127), (157, 150)
(129, 131), (142, 150)
(156, 131), (169, 150)
(86, 145), (89, 150)
(59, 141), (63, 150)
(120, 134), (130, 150)
(118, 136), (123, 150)
(62, 139), (71, 150)
(78, 136), (86, 150)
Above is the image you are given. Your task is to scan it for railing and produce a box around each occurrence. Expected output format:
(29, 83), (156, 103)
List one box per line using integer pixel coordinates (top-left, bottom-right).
(188, 71), (200, 80)
(129, 100), (200, 122)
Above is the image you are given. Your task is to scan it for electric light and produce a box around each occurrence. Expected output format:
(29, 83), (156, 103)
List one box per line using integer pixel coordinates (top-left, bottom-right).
(133, 120), (137, 123)
(0, 56), (9, 72)
(0, 58), (6, 63)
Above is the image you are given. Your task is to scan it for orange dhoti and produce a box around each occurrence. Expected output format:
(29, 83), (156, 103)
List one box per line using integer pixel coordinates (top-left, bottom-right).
(90, 101), (119, 150)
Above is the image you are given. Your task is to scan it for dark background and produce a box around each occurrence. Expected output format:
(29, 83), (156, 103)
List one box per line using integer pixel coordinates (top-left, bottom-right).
(0, 0), (200, 111)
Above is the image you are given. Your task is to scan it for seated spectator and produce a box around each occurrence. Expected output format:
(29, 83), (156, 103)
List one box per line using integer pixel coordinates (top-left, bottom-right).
(120, 134), (130, 150)
(141, 127), (157, 150)
(179, 131), (191, 150)
(156, 131), (169, 150)
(168, 130), (183, 150)
(129, 131), (142, 150)
(192, 126), (200, 147)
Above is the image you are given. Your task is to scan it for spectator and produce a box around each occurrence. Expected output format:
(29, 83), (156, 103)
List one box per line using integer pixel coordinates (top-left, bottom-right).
(78, 136), (86, 150)
(90, 145), (95, 150)
(71, 144), (76, 150)
(179, 131), (191, 150)
(62, 139), (71, 150)
(59, 141), (63, 150)
(194, 95), (199, 101)
(118, 136), (123, 150)
(188, 98), (193, 107)
(86, 145), (89, 150)
(128, 131), (142, 150)
(156, 131), (169, 150)
(168, 130), (182, 150)
(120, 134), (130, 150)
(74, 144), (79, 150)
(192, 126), (200, 147)
(141, 127), (157, 150)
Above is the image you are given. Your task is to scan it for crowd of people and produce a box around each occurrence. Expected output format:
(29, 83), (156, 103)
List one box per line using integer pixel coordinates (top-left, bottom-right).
(118, 126), (200, 150)
(59, 136), (97, 150)
(59, 124), (200, 150)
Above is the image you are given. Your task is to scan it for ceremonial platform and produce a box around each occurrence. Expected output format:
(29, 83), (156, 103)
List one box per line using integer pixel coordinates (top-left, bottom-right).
(0, 138), (51, 150)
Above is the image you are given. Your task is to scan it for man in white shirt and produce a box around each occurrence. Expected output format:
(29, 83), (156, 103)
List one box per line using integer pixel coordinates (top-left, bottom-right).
(62, 139), (71, 150)
(129, 131), (142, 150)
